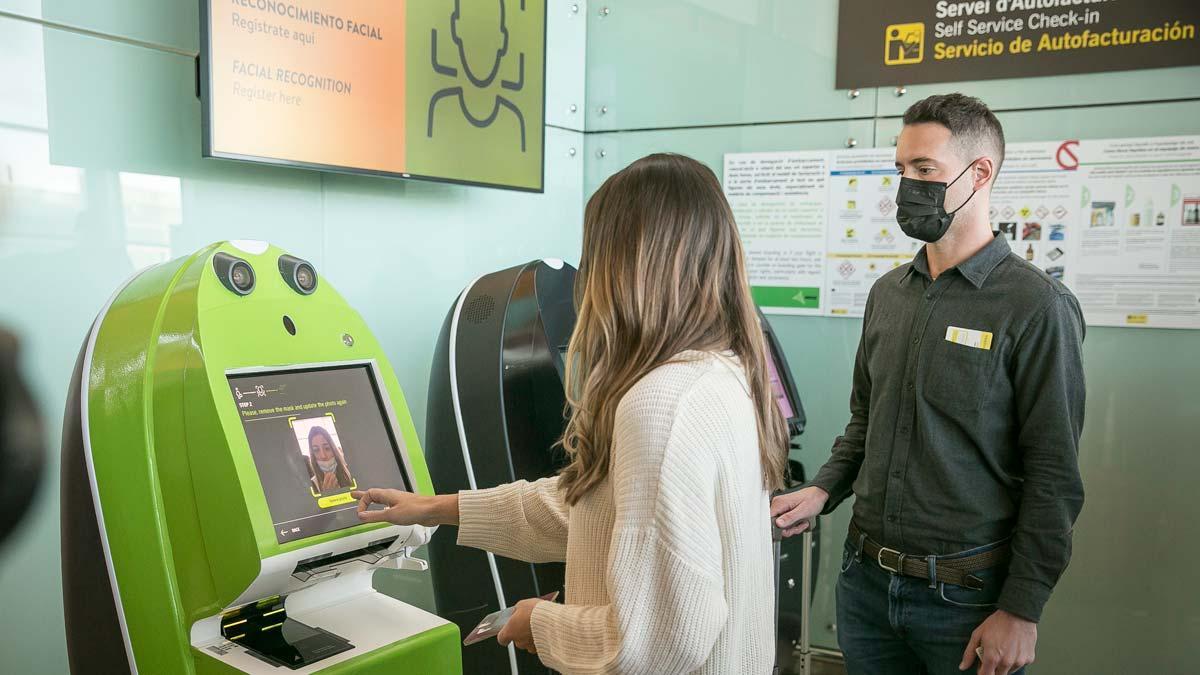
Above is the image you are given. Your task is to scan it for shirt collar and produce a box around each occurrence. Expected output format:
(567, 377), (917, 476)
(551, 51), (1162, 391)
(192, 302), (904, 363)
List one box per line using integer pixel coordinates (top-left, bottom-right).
(903, 234), (1010, 289)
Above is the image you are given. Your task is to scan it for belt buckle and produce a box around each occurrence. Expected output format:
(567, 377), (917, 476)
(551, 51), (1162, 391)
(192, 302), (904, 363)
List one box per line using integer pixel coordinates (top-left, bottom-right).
(876, 546), (902, 574)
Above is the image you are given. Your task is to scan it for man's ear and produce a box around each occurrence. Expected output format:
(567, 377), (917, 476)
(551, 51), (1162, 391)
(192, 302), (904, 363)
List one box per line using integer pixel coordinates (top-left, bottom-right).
(975, 156), (997, 190)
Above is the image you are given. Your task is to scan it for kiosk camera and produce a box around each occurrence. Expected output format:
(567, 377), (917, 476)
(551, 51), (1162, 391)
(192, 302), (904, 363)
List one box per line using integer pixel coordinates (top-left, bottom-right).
(425, 259), (576, 675)
(61, 241), (460, 674)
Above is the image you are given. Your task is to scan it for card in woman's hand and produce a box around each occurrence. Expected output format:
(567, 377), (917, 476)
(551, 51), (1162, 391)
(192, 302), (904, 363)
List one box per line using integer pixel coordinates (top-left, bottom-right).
(463, 591), (560, 646)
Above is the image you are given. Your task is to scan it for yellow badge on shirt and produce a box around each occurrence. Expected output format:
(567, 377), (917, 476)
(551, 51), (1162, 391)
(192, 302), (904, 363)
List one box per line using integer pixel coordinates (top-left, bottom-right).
(945, 326), (993, 350)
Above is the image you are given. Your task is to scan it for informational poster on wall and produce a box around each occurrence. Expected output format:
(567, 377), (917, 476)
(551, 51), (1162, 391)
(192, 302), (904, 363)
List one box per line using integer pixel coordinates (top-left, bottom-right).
(724, 134), (1200, 329)
(723, 152), (828, 316)
(200, 0), (546, 191)
(1071, 136), (1200, 329)
(825, 148), (923, 316)
(988, 140), (1079, 286)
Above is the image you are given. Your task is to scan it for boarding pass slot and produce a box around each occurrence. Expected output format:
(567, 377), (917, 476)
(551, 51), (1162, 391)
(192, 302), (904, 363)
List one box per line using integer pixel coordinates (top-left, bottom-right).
(291, 536), (403, 583)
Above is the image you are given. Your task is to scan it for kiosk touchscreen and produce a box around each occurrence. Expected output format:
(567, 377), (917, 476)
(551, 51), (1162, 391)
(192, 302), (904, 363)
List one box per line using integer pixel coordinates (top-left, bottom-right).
(425, 259), (576, 675)
(227, 364), (413, 545)
(61, 241), (460, 674)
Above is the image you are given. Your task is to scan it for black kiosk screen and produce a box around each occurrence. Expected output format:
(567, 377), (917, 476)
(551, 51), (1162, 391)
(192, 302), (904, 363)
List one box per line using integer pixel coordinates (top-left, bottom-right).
(227, 364), (412, 544)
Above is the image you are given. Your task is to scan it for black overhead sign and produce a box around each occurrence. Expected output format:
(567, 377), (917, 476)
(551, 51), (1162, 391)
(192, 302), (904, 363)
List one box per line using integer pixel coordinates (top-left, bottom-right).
(836, 0), (1200, 88)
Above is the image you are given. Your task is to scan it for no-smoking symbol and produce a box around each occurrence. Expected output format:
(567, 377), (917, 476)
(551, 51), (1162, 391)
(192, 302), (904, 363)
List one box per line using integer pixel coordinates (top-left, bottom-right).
(1056, 140), (1080, 170)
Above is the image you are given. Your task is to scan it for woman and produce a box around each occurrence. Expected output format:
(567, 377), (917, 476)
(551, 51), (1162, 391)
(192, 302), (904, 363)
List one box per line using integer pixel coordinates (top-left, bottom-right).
(308, 425), (353, 494)
(354, 153), (787, 674)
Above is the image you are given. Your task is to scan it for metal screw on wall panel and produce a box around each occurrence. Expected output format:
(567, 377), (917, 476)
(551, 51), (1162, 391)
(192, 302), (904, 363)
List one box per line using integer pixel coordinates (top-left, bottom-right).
(846, 138), (858, 148)
(787, 578), (796, 589)
(599, 105), (608, 115)
(568, 147), (577, 157)
(596, 149), (607, 159)
(571, 3), (579, 13)
(894, 85), (908, 97)
(600, 6), (610, 16)
(847, 89), (861, 99)
(829, 622), (837, 632)
(342, 334), (354, 347)
(570, 103), (578, 113)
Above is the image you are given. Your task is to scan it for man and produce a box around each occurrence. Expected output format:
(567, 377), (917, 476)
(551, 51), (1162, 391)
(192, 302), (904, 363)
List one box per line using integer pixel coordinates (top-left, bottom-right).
(772, 94), (1085, 675)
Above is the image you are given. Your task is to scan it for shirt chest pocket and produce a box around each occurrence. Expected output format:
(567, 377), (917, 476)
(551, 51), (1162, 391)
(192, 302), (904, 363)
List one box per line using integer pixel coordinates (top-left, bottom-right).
(922, 339), (995, 411)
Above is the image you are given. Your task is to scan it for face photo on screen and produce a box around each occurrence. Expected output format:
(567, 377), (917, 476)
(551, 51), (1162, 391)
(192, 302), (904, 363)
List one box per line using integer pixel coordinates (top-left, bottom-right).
(292, 416), (356, 497)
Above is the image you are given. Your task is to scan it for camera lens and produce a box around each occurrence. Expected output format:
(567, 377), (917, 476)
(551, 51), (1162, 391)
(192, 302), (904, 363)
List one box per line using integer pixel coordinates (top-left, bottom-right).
(295, 264), (315, 292)
(231, 263), (253, 291)
(213, 252), (255, 296)
(278, 255), (318, 295)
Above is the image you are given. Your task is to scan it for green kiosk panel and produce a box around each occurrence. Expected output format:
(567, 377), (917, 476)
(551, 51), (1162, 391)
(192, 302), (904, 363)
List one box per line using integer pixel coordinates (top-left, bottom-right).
(61, 241), (461, 674)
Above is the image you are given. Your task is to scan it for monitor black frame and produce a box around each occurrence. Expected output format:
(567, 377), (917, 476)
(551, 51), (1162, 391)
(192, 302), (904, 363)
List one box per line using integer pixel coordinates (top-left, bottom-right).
(197, 0), (549, 193)
(225, 360), (416, 542)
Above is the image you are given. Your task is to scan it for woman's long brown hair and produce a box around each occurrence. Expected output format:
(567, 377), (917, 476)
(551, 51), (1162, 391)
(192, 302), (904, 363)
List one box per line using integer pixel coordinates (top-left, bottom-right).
(557, 153), (788, 506)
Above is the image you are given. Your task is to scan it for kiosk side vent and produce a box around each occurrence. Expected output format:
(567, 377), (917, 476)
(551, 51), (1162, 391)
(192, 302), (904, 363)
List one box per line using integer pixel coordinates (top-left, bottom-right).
(463, 295), (495, 324)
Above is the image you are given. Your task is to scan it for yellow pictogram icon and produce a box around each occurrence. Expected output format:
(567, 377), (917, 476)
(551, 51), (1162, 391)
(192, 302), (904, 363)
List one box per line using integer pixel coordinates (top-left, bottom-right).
(885, 22), (925, 65)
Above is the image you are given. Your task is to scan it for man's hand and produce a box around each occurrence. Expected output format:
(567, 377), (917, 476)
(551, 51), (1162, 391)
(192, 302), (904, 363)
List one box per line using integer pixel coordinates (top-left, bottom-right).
(960, 609), (1037, 675)
(497, 598), (541, 654)
(770, 486), (830, 537)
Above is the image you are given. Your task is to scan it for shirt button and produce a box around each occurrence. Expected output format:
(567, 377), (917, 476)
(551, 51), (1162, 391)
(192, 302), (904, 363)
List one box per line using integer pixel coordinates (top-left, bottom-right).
(891, 470), (901, 478)
(912, 337), (919, 345)
(906, 382), (914, 391)
(887, 514), (897, 523)
(925, 294), (933, 300)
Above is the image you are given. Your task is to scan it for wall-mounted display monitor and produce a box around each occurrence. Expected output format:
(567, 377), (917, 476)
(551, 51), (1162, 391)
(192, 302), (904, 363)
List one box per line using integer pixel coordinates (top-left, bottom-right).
(227, 363), (412, 544)
(200, 0), (546, 192)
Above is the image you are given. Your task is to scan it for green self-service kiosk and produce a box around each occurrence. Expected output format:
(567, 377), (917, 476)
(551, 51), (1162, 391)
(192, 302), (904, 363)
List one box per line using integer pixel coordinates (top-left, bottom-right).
(61, 241), (461, 674)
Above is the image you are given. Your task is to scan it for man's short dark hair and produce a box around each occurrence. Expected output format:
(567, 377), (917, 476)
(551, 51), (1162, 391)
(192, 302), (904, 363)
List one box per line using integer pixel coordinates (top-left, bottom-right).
(902, 93), (1005, 174)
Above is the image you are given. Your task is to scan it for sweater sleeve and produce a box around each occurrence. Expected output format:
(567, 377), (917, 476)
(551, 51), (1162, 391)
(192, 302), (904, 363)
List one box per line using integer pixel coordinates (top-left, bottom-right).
(529, 380), (729, 674)
(456, 476), (569, 564)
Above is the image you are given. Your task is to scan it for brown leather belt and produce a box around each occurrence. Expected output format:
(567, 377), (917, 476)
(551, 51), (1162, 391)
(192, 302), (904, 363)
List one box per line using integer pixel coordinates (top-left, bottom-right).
(848, 522), (1011, 591)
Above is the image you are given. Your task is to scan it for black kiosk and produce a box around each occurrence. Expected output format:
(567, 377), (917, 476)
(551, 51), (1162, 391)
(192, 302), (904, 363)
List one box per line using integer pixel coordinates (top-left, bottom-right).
(425, 259), (576, 675)
(759, 310), (821, 674)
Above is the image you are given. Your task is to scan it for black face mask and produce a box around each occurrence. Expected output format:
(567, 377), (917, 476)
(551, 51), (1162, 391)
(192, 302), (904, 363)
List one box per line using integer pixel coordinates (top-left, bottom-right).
(895, 160), (980, 243)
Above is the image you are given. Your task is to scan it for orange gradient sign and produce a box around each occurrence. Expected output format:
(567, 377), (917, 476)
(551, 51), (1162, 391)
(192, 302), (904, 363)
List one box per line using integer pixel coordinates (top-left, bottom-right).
(203, 1), (407, 173)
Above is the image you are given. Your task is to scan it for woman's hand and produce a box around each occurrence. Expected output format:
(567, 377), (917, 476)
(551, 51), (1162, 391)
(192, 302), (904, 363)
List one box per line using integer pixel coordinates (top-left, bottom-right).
(320, 471), (340, 492)
(351, 488), (459, 527)
(497, 598), (541, 654)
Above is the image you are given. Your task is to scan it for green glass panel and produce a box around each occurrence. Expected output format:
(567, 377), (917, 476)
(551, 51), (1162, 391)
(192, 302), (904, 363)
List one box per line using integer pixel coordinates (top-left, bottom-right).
(584, 0), (876, 130)
(874, 65), (1200, 117)
(0, 0), (200, 53)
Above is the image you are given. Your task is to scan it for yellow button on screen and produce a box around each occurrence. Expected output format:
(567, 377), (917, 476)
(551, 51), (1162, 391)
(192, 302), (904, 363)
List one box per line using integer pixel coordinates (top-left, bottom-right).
(318, 492), (356, 509)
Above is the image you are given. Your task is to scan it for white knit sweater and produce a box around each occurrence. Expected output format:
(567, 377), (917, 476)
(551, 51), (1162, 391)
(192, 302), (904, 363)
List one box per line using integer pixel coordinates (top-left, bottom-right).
(457, 350), (775, 674)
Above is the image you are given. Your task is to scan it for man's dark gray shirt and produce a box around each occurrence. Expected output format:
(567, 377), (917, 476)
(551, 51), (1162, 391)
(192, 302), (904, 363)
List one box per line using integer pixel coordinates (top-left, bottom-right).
(812, 233), (1086, 623)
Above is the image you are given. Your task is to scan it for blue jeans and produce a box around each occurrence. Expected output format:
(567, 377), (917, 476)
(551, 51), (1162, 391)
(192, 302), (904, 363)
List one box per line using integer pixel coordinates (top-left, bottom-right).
(835, 536), (1025, 675)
